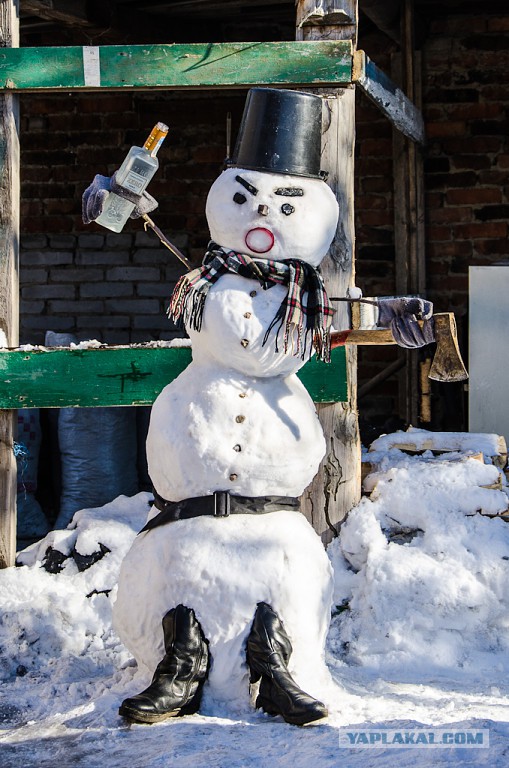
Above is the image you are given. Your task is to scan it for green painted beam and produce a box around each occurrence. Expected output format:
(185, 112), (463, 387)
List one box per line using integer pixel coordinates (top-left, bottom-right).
(0, 344), (347, 409)
(0, 41), (352, 92)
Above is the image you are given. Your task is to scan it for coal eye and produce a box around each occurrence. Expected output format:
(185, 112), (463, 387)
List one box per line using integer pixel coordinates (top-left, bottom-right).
(233, 192), (247, 205)
(281, 203), (295, 216)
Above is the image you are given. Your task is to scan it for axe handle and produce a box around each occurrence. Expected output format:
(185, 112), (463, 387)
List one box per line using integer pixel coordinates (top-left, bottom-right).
(331, 328), (401, 348)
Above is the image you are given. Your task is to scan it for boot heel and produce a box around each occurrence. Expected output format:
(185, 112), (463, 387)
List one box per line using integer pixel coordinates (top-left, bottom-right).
(255, 694), (280, 717)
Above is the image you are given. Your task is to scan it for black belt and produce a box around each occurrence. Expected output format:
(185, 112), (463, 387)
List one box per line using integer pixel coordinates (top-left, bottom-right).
(139, 489), (300, 534)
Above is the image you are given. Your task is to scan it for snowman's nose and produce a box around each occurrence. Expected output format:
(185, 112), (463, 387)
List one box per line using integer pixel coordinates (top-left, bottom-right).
(258, 204), (269, 216)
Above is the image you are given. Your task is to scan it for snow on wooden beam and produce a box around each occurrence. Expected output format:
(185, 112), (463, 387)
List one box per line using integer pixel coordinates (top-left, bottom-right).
(0, 345), (348, 408)
(353, 49), (425, 145)
(0, 41), (352, 91)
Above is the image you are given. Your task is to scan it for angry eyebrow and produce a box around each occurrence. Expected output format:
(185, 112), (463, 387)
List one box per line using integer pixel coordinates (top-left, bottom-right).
(235, 175), (258, 196)
(274, 187), (304, 197)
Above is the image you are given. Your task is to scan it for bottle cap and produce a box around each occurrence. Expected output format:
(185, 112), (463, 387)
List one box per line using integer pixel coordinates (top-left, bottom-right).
(144, 122), (169, 156)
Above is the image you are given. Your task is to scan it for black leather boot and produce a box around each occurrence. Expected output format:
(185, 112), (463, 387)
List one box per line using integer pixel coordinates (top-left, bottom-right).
(246, 601), (328, 726)
(119, 604), (209, 724)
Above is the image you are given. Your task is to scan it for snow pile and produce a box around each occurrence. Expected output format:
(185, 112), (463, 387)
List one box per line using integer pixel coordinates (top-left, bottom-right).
(369, 426), (506, 462)
(328, 445), (509, 678)
(3, 495), (149, 689)
(2, 434), (509, 765)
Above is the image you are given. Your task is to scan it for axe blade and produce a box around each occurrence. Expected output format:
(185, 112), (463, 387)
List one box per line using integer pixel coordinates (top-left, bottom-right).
(428, 313), (469, 383)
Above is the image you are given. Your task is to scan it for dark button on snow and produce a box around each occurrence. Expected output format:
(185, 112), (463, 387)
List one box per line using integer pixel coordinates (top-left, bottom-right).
(235, 415), (245, 423)
(239, 392), (247, 398)
(240, 338), (249, 348)
(229, 473), (238, 481)
(244, 312), (252, 319)
(233, 444), (242, 452)
(250, 290), (257, 297)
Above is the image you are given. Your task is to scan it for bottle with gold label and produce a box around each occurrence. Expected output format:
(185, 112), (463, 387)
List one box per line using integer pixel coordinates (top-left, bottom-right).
(96, 122), (169, 233)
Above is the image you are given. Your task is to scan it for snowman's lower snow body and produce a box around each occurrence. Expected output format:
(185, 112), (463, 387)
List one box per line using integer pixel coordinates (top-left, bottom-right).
(114, 272), (335, 709)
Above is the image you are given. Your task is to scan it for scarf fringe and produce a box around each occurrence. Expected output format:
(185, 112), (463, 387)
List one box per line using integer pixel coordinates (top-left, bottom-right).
(168, 247), (333, 363)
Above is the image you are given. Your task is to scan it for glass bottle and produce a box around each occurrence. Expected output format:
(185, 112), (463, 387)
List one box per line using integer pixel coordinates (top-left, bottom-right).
(96, 122), (169, 233)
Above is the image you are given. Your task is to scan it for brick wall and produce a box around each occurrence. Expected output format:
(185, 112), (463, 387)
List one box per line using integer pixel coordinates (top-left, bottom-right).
(423, 12), (509, 315)
(20, 90), (246, 344)
(20, 230), (188, 344)
(353, 5), (509, 432)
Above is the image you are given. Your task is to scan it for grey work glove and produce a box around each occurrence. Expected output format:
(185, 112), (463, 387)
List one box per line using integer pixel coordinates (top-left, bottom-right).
(82, 172), (158, 225)
(377, 297), (435, 349)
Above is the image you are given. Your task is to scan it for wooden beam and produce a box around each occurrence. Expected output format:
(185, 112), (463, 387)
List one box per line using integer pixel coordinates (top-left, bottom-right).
(0, 345), (348, 409)
(0, 0), (19, 568)
(391, 1), (427, 427)
(296, 0), (361, 546)
(353, 49), (425, 145)
(21, 0), (91, 26)
(0, 41), (352, 92)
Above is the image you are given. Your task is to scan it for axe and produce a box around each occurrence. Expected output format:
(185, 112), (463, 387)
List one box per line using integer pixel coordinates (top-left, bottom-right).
(329, 311), (468, 383)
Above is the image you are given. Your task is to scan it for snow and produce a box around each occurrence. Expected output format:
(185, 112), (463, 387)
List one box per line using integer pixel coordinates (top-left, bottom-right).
(2, 436), (509, 767)
(369, 426), (506, 460)
(13, 338), (192, 353)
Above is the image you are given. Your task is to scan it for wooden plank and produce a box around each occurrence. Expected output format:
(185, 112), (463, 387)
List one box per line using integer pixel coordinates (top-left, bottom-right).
(0, 344), (348, 409)
(297, 0), (361, 547)
(0, 41), (352, 92)
(353, 49), (425, 145)
(0, 0), (19, 568)
(391, 44), (426, 426)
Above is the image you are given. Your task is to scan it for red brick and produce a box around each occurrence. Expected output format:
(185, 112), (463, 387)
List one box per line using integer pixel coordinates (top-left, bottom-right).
(446, 103), (504, 120)
(428, 240), (473, 259)
(488, 18), (509, 32)
(451, 155), (492, 171)
(359, 139), (393, 157)
(442, 137), (502, 154)
(431, 206), (472, 224)
(478, 170), (509, 185)
(474, 239), (509, 256)
(429, 225), (452, 241)
(446, 188), (502, 205)
(426, 121), (467, 138)
(454, 222), (508, 239)
(353, 195), (388, 211)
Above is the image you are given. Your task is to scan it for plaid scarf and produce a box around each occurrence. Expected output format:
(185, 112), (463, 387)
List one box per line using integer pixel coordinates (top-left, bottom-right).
(168, 244), (333, 362)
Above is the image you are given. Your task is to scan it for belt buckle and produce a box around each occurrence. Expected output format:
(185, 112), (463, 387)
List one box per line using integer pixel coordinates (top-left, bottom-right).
(214, 491), (230, 517)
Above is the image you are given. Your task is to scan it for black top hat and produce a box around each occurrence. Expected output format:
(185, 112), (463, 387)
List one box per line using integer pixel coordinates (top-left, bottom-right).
(228, 88), (327, 180)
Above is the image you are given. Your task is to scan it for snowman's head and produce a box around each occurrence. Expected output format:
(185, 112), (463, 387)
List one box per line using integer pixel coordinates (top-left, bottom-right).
(205, 167), (339, 268)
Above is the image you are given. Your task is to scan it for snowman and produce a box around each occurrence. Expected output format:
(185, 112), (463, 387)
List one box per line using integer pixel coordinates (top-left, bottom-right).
(83, 88), (433, 726)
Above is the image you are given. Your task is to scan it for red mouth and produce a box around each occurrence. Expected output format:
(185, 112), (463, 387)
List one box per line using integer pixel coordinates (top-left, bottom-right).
(245, 228), (275, 254)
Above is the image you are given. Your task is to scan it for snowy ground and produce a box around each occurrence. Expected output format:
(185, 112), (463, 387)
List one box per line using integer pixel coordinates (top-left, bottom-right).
(2, 429), (509, 767)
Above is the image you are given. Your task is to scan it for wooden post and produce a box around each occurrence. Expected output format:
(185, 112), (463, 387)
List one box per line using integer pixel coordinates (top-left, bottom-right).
(0, 0), (19, 568)
(392, 0), (426, 427)
(297, 0), (361, 546)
